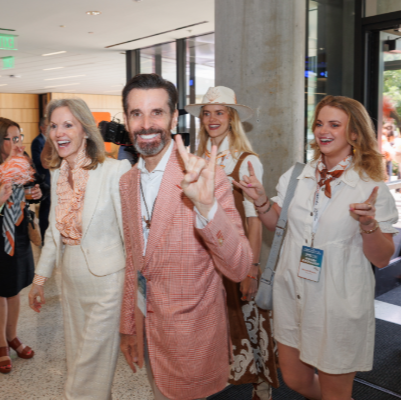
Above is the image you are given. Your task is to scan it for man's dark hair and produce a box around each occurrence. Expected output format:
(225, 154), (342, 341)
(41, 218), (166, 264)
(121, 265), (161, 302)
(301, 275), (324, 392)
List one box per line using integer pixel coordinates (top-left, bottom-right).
(39, 117), (46, 128)
(122, 73), (178, 116)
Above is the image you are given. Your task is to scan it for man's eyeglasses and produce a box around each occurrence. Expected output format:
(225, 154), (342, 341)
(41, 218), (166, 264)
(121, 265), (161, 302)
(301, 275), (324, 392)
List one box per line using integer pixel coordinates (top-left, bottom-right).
(4, 134), (24, 144)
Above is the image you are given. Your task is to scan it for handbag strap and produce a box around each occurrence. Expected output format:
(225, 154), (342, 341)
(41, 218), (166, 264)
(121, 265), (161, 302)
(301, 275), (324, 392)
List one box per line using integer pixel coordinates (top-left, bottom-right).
(260, 162), (305, 282)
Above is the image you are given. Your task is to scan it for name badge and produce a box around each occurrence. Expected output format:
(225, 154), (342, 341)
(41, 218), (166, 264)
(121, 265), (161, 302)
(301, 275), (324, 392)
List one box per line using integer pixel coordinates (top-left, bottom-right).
(137, 271), (147, 317)
(298, 246), (324, 282)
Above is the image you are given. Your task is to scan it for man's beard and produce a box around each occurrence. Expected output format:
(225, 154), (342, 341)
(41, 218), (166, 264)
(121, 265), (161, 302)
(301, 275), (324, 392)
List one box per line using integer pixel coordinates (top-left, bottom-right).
(132, 127), (169, 156)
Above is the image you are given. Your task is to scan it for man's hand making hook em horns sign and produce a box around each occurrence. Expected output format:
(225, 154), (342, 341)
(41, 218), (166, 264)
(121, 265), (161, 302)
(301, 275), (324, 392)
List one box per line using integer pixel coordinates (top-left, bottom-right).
(175, 134), (217, 218)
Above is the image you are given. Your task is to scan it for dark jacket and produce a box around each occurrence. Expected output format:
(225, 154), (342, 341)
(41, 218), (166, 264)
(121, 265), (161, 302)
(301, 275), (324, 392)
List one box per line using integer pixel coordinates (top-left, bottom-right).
(31, 133), (50, 186)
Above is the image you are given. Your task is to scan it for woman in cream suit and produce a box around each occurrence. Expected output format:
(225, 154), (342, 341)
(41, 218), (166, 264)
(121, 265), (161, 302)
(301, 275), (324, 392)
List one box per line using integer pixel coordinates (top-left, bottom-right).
(28, 98), (131, 400)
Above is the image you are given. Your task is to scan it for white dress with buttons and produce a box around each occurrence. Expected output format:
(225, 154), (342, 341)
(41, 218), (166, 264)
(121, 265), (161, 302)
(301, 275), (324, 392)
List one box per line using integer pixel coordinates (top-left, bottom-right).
(271, 161), (398, 374)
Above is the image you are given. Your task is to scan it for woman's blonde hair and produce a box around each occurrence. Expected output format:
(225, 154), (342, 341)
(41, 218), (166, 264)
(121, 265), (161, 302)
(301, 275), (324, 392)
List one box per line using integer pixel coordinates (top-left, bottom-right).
(311, 95), (384, 181)
(196, 106), (257, 158)
(45, 98), (105, 170)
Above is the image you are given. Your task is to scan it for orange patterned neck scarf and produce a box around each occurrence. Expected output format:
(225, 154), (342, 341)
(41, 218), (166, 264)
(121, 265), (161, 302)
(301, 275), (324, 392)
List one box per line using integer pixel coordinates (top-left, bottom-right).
(317, 154), (352, 198)
(55, 147), (91, 245)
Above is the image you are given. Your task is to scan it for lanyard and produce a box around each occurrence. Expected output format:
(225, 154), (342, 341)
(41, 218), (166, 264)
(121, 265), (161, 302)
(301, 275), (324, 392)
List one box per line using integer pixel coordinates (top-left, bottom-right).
(311, 184), (321, 248)
(312, 166), (325, 248)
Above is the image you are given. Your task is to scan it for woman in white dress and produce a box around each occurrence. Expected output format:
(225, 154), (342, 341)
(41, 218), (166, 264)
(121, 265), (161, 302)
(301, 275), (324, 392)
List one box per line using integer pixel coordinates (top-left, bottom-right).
(28, 98), (131, 400)
(235, 95), (398, 399)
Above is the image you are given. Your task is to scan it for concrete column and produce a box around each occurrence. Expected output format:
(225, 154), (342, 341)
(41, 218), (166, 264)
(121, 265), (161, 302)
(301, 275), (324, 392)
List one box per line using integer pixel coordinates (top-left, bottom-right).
(126, 50), (140, 81)
(215, 0), (306, 262)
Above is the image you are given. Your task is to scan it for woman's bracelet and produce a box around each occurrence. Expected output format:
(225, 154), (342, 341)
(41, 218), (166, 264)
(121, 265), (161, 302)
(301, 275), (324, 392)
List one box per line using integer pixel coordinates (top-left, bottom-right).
(360, 220), (379, 234)
(254, 197), (269, 208)
(247, 274), (257, 281)
(257, 201), (273, 215)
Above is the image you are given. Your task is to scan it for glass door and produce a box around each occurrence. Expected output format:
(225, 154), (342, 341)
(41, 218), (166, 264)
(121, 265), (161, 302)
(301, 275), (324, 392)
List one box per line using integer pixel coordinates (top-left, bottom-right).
(353, 6), (401, 398)
(378, 30), (401, 183)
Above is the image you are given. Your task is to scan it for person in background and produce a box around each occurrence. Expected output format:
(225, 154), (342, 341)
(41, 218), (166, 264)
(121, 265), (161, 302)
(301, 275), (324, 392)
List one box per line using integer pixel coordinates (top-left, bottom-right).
(119, 74), (253, 400)
(381, 133), (394, 180)
(118, 145), (136, 164)
(236, 96), (398, 400)
(28, 98), (131, 399)
(383, 120), (396, 141)
(0, 117), (45, 374)
(31, 117), (51, 243)
(185, 86), (279, 400)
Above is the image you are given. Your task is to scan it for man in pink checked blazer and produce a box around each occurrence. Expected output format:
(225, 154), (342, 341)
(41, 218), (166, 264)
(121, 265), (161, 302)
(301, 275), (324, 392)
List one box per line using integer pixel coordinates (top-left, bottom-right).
(119, 74), (253, 400)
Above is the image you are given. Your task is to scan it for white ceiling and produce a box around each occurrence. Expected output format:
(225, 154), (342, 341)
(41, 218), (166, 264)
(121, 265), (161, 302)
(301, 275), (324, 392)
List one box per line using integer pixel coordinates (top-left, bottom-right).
(0, 0), (214, 95)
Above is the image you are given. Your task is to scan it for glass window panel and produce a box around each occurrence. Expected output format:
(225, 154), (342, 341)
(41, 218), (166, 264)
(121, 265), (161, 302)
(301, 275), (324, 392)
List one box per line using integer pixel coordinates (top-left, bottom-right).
(187, 33), (215, 146)
(140, 48), (154, 74)
(377, 30), (401, 181)
(139, 42), (176, 82)
(365, 0), (401, 17)
(160, 42), (177, 86)
(305, 0), (355, 161)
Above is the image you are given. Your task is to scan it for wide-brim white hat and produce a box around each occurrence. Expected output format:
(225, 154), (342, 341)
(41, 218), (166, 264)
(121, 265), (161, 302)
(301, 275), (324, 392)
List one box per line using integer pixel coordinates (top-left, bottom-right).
(184, 86), (253, 122)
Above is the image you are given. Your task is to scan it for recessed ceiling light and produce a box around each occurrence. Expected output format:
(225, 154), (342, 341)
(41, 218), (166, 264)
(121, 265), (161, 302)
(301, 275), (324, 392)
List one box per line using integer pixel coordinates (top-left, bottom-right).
(86, 11), (101, 15)
(44, 83), (80, 88)
(0, 84), (7, 86)
(104, 90), (121, 93)
(42, 51), (67, 56)
(44, 75), (85, 81)
(111, 84), (123, 87)
(43, 67), (65, 71)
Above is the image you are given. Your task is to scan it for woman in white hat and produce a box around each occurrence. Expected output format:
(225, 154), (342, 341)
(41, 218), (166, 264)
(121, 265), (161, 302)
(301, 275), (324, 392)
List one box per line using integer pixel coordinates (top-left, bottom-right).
(186, 87), (278, 399)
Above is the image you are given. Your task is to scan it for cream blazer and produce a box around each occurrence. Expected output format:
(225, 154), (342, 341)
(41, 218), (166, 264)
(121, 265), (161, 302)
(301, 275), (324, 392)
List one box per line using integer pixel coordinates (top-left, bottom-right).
(35, 158), (131, 278)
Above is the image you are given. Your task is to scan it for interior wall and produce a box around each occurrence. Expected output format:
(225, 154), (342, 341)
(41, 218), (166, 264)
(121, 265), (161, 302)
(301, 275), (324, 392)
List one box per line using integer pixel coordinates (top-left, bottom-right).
(50, 93), (123, 120)
(0, 93), (40, 157)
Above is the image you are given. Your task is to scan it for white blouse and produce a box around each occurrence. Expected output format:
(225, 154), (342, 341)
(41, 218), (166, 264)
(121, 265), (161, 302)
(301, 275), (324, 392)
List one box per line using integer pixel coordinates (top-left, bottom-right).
(205, 136), (263, 218)
(271, 160), (398, 374)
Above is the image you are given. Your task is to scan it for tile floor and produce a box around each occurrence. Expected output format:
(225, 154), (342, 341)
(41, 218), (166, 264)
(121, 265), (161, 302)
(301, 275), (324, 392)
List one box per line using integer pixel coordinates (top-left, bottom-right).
(375, 299), (401, 326)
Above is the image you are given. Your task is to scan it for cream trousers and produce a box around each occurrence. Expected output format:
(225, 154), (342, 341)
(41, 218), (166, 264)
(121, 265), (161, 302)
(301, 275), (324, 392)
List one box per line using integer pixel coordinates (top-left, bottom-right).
(61, 245), (124, 400)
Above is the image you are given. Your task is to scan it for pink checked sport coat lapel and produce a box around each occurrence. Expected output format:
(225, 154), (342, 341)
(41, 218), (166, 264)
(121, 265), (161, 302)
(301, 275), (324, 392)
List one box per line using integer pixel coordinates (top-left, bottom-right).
(144, 144), (184, 270)
(121, 165), (145, 368)
(130, 169), (144, 265)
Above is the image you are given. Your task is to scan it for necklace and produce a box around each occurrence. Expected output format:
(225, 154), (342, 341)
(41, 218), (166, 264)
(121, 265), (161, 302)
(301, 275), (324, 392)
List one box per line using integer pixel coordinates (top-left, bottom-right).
(140, 180), (157, 229)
